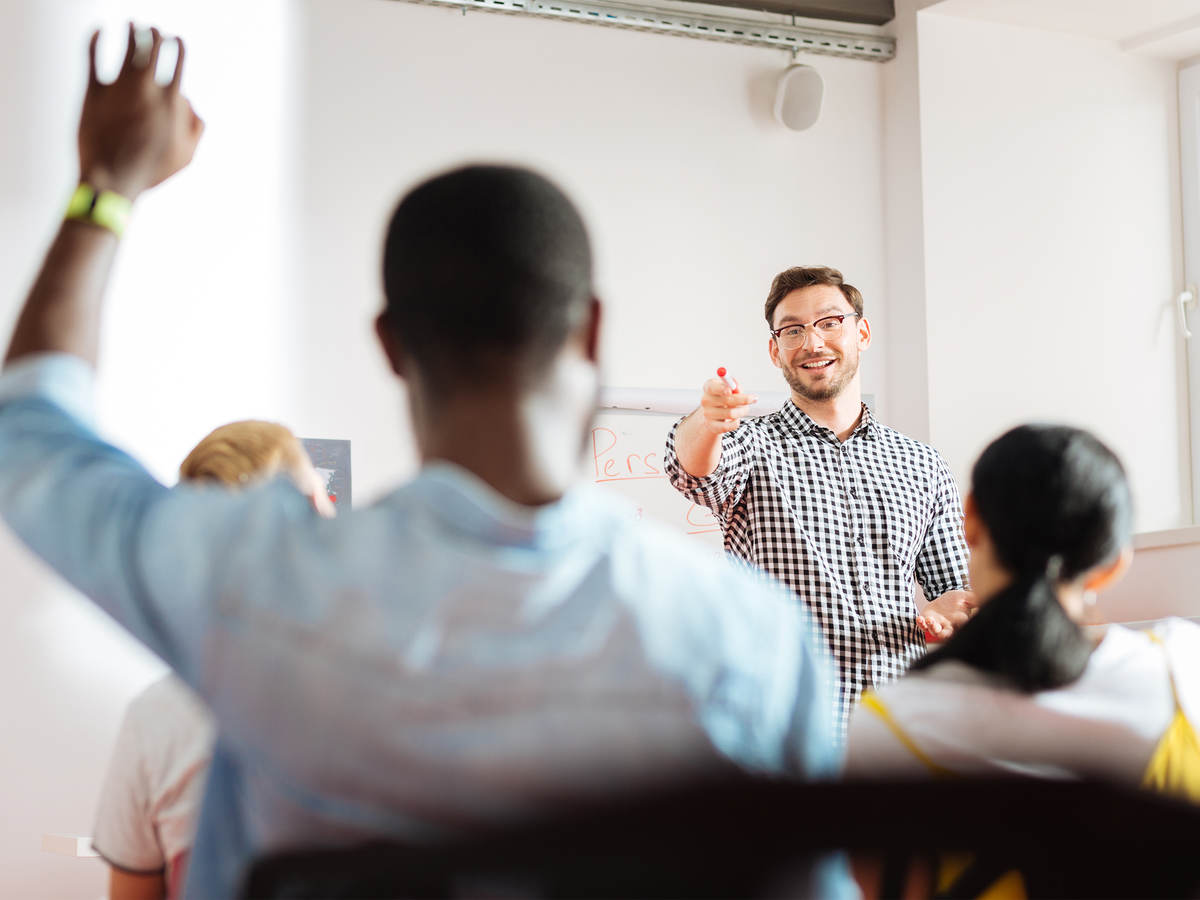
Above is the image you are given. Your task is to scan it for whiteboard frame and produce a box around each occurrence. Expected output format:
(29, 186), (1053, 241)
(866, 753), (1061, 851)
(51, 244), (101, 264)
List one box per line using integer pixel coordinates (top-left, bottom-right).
(598, 386), (874, 415)
(599, 386), (788, 415)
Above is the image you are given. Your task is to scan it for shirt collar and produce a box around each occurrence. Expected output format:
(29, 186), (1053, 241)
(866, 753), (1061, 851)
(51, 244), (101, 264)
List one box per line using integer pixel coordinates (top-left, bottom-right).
(405, 462), (600, 551)
(853, 403), (881, 440)
(778, 399), (878, 443)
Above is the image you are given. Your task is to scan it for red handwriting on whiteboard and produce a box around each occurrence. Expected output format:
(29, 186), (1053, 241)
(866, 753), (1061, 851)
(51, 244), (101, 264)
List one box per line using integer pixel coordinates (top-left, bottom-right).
(686, 503), (721, 536)
(592, 426), (665, 483)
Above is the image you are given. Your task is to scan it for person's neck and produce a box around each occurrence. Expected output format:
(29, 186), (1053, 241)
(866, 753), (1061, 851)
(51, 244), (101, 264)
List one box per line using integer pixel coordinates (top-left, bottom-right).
(410, 361), (595, 508)
(971, 565), (1010, 604)
(791, 385), (864, 442)
(972, 565), (1101, 639)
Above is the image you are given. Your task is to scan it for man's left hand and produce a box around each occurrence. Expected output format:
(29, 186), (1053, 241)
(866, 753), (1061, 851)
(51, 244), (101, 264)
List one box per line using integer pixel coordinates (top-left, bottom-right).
(917, 589), (976, 643)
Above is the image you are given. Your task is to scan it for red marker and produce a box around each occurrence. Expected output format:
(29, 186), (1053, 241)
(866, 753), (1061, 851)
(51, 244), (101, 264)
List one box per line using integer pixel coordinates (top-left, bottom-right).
(716, 367), (739, 393)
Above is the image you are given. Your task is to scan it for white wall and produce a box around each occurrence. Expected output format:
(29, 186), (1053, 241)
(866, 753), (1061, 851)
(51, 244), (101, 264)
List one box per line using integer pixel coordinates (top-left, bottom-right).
(0, 1), (888, 895)
(916, 8), (1188, 533)
(878, 0), (940, 441)
(1093, 529), (1200, 627)
(0, 2), (295, 896)
(1, 1), (1196, 896)
(289, 0), (890, 502)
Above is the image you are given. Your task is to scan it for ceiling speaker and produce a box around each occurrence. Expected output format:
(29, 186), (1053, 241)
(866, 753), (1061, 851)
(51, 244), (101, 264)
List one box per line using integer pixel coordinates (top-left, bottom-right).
(774, 64), (824, 131)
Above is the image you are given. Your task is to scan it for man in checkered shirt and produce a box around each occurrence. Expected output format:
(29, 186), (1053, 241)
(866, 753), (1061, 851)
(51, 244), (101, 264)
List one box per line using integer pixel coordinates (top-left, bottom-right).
(665, 266), (975, 733)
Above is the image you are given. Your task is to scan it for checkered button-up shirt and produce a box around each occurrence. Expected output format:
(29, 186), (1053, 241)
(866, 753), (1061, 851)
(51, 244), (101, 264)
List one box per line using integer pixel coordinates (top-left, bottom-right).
(665, 401), (970, 733)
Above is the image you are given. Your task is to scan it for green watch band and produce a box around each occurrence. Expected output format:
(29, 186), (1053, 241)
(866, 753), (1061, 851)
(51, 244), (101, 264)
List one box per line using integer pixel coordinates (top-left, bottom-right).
(66, 183), (132, 238)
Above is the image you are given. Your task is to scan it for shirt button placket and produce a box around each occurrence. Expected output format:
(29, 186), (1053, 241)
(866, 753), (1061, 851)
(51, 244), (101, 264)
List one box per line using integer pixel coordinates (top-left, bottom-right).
(848, 446), (875, 625)
(840, 441), (867, 616)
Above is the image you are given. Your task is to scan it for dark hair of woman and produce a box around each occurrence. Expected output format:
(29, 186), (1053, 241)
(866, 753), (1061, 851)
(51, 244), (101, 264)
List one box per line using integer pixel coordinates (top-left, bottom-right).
(911, 424), (1133, 692)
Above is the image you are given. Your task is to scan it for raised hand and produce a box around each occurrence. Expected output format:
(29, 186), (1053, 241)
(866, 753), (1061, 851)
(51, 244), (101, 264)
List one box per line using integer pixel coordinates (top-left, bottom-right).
(697, 376), (759, 435)
(78, 23), (204, 199)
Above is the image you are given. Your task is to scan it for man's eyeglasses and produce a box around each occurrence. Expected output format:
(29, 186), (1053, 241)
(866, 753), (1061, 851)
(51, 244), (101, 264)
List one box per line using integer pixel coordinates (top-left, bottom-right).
(770, 314), (858, 350)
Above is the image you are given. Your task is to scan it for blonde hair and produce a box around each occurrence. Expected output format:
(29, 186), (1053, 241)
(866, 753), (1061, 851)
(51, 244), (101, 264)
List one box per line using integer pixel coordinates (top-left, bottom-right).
(179, 420), (308, 487)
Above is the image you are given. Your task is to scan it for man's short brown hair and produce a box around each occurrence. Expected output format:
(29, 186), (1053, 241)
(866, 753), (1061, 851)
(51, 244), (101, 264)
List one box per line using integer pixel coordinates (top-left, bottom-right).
(763, 266), (863, 328)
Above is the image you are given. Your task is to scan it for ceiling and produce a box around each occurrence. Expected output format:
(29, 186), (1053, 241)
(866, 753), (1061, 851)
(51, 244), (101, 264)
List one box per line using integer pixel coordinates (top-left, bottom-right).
(930, 0), (1200, 60)
(700, 0), (893, 25)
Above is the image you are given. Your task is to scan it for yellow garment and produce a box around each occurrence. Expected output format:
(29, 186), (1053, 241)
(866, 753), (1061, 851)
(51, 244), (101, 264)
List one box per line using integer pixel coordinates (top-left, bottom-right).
(861, 692), (1027, 900)
(859, 692), (955, 778)
(1142, 708), (1200, 801)
(1141, 634), (1200, 803)
(862, 641), (1200, 899)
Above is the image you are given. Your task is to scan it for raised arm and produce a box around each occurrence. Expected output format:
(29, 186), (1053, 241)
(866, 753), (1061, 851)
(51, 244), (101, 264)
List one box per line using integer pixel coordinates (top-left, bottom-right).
(5, 24), (203, 368)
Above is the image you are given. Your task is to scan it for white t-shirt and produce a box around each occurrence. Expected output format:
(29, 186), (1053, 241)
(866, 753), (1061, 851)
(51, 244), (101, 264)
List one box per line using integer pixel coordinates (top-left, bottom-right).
(845, 619), (1200, 783)
(92, 675), (215, 893)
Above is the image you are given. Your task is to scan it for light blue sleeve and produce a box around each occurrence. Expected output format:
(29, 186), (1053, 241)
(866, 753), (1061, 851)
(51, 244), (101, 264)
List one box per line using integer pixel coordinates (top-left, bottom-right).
(0, 353), (98, 424)
(0, 354), (313, 690)
(621, 527), (840, 779)
(740, 575), (841, 779)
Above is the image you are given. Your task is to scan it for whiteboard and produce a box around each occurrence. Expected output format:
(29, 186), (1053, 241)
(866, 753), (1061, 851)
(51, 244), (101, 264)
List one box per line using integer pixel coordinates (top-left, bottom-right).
(587, 408), (723, 550)
(587, 388), (871, 551)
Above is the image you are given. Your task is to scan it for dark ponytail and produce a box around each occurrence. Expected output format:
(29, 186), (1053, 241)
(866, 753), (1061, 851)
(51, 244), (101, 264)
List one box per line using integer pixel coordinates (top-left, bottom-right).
(911, 426), (1132, 692)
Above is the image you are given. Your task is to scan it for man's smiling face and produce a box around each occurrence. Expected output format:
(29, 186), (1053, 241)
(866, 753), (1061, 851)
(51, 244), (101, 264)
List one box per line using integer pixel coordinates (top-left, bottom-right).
(768, 283), (870, 402)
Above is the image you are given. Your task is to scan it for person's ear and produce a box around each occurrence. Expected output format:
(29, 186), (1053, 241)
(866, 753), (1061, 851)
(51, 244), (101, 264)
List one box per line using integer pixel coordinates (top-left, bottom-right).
(582, 296), (601, 363)
(1084, 546), (1133, 594)
(375, 311), (407, 378)
(857, 314), (871, 351)
(963, 492), (983, 549)
(768, 333), (782, 369)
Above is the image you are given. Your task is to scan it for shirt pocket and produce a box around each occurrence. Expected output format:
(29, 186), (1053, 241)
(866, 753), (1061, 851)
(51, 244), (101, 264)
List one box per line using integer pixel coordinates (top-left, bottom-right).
(876, 484), (931, 571)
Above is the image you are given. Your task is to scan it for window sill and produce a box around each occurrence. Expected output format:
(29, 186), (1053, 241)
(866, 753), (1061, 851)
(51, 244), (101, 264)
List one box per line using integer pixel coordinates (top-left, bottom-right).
(1133, 525), (1200, 550)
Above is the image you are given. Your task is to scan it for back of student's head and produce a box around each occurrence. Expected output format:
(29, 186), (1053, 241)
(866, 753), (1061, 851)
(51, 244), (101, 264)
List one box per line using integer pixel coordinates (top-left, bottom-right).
(380, 164), (593, 386)
(179, 420), (309, 487)
(913, 424), (1133, 692)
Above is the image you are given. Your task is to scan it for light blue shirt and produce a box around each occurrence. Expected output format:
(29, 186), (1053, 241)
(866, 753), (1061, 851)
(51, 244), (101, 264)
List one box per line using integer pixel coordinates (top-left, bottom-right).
(0, 354), (841, 898)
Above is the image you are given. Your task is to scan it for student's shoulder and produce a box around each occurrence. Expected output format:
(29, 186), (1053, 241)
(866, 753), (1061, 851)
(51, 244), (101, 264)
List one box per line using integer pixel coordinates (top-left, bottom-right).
(1157, 616), (1200, 641)
(847, 666), (1012, 777)
(609, 512), (795, 626)
(273, 476), (441, 552)
(129, 676), (211, 724)
(173, 475), (331, 543)
(1154, 619), (1200, 724)
(597, 496), (709, 570)
(867, 660), (1002, 717)
(1153, 618), (1200, 672)
(604, 501), (725, 571)
(1100, 620), (1200, 666)
(128, 674), (203, 716)
(122, 675), (214, 756)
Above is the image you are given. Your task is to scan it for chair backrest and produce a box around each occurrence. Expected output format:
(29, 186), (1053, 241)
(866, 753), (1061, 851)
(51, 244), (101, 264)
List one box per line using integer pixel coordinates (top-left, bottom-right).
(239, 774), (1200, 899)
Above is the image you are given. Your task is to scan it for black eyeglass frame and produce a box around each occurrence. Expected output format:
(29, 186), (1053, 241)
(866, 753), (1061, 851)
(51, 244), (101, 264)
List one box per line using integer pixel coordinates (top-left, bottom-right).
(769, 314), (860, 344)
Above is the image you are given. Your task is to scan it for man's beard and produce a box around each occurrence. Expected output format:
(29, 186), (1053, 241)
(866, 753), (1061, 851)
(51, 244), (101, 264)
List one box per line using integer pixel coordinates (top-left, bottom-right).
(781, 352), (859, 402)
